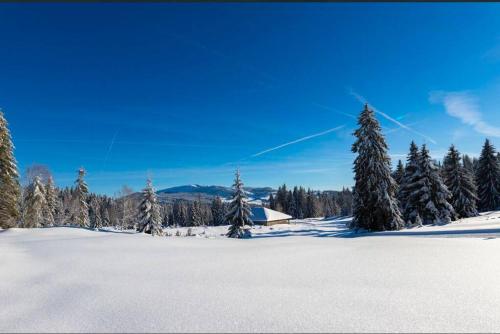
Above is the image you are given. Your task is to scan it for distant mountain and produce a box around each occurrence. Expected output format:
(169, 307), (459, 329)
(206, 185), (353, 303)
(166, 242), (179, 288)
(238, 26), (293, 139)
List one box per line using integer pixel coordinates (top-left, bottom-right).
(153, 184), (276, 204)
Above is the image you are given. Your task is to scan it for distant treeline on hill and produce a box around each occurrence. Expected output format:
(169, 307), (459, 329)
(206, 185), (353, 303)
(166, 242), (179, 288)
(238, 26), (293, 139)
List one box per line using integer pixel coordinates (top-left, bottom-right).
(269, 185), (353, 219)
(20, 180), (353, 229)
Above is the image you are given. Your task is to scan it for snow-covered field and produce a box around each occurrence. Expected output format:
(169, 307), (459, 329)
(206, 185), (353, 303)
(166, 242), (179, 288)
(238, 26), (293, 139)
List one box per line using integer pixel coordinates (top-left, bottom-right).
(2, 213), (500, 333)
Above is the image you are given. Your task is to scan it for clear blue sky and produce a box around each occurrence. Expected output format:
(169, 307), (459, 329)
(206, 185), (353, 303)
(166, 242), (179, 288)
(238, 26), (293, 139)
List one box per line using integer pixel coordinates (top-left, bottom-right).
(2, 3), (500, 195)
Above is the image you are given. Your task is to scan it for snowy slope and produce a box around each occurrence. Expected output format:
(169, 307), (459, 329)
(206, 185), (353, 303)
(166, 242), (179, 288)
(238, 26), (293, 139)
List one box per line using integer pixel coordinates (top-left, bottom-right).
(2, 213), (500, 332)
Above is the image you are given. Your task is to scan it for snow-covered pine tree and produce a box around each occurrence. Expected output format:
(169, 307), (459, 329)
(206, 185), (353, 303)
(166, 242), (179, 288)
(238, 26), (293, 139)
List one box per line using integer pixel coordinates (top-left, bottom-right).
(45, 176), (57, 226)
(416, 145), (457, 224)
(462, 154), (475, 175)
(225, 169), (253, 238)
(398, 141), (422, 226)
(137, 179), (163, 236)
(268, 193), (276, 210)
(443, 145), (478, 218)
(0, 111), (21, 228)
(22, 176), (48, 228)
(89, 196), (103, 229)
(307, 189), (322, 218)
(211, 196), (226, 226)
(101, 202), (111, 227)
(392, 160), (405, 186)
(475, 139), (500, 212)
(287, 190), (296, 217)
(189, 196), (202, 226)
(74, 168), (90, 228)
(351, 104), (404, 231)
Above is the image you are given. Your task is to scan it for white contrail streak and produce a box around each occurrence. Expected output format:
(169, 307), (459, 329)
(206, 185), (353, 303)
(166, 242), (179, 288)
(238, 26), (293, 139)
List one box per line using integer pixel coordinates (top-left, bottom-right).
(103, 130), (119, 169)
(348, 89), (437, 144)
(312, 102), (358, 120)
(251, 125), (345, 158)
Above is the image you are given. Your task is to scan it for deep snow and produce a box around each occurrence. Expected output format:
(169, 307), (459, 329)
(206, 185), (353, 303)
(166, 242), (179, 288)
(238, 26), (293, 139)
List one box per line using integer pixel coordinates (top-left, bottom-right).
(2, 213), (500, 332)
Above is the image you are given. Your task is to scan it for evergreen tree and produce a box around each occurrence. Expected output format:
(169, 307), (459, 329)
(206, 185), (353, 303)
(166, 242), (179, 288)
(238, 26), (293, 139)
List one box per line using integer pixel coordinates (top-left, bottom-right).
(392, 160), (405, 185)
(225, 169), (253, 238)
(189, 197), (202, 226)
(137, 179), (163, 236)
(463, 154), (475, 175)
(74, 168), (90, 228)
(351, 104), (404, 231)
(399, 141), (422, 226)
(0, 111), (21, 228)
(101, 201), (111, 227)
(475, 139), (500, 211)
(443, 145), (478, 218)
(211, 196), (226, 226)
(89, 196), (103, 229)
(306, 189), (321, 218)
(287, 190), (296, 217)
(22, 176), (49, 228)
(275, 184), (288, 213)
(45, 176), (57, 226)
(268, 193), (276, 210)
(415, 145), (457, 224)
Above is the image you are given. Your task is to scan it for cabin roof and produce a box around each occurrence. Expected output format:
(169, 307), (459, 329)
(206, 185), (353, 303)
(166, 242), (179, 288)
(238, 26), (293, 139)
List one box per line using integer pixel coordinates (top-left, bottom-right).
(251, 207), (292, 222)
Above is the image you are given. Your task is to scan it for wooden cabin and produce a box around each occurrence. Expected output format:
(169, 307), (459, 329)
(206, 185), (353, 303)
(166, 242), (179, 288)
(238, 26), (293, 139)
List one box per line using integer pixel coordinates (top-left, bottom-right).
(251, 207), (292, 226)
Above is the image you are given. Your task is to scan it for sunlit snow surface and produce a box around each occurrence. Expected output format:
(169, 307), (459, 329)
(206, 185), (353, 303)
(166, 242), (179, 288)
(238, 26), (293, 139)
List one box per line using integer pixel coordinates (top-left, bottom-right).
(2, 212), (500, 332)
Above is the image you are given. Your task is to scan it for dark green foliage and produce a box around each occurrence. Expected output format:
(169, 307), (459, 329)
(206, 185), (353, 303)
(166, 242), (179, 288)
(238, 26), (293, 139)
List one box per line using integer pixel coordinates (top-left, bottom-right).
(443, 145), (478, 218)
(0, 111), (20, 228)
(399, 141), (421, 225)
(351, 104), (403, 231)
(475, 139), (500, 211)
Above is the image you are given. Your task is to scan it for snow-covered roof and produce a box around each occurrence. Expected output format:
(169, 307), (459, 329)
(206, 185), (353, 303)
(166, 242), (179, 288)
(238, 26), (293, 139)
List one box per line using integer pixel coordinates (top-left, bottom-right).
(251, 207), (292, 222)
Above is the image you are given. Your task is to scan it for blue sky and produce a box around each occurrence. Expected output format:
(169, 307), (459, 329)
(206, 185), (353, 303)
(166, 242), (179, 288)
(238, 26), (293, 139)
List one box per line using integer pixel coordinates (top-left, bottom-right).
(1, 3), (500, 195)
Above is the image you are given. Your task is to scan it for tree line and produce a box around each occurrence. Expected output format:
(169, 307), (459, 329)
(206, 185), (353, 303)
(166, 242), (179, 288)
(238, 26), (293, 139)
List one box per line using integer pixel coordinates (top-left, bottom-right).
(351, 104), (500, 231)
(269, 185), (353, 218)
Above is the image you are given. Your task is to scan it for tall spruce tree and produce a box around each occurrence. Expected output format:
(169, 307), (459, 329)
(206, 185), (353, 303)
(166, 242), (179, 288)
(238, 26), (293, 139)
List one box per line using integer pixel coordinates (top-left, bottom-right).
(475, 139), (500, 211)
(45, 176), (57, 226)
(306, 189), (321, 218)
(22, 176), (48, 228)
(463, 154), (475, 175)
(190, 196), (203, 226)
(268, 193), (276, 210)
(351, 104), (403, 231)
(211, 196), (226, 226)
(392, 160), (405, 186)
(89, 196), (103, 229)
(443, 145), (478, 218)
(416, 145), (456, 224)
(399, 141), (422, 226)
(0, 111), (21, 228)
(225, 169), (253, 238)
(137, 179), (163, 236)
(74, 168), (90, 227)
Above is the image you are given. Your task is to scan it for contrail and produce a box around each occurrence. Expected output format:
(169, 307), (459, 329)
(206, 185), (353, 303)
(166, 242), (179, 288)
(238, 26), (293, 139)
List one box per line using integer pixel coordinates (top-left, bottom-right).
(384, 121), (423, 134)
(251, 125), (345, 158)
(311, 102), (358, 120)
(102, 130), (119, 169)
(348, 89), (437, 144)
